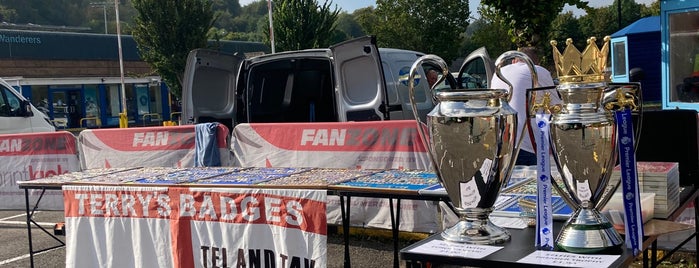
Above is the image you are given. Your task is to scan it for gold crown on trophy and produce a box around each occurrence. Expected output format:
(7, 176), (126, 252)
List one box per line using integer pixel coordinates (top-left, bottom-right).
(551, 36), (611, 83)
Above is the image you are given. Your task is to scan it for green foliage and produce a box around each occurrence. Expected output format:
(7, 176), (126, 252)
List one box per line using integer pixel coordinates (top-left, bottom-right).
(131, 0), (216, 99)
(335, 12), (365, 39)
(353, 6), (378, 36)
(641, 1), (660, 17)
(465, 6), (515, 60)
(481, 0), (589, 48)
(548, 11), (586, 63)
(264, 0), (340, 51)
(373, 0), (470, 63)
(578, 0), (645, 40)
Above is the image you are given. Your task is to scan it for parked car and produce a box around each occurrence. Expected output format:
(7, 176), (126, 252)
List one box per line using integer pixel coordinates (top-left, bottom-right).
(0, 77), (55, 134)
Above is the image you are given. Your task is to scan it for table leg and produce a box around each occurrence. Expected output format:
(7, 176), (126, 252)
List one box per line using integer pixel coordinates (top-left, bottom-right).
(340, 195), (352, 268)
(642, 248), (649, 268)
(25, 188), (35, 268)
(651, 240), (657, 267)
(389, 198), (401, 268)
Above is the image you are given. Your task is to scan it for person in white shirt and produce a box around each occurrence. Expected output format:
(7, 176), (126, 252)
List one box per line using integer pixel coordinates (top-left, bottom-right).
(490, 47), (560, 166)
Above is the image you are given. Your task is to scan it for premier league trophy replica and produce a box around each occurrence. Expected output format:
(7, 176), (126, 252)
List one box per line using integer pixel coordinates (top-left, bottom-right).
(526, 36), (643, 253)
(408, 53), (528, 244)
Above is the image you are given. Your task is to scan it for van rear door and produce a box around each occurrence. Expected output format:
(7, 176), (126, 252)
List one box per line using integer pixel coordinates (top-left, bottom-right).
(457, 47), (495, 89)
(330, 36), (387, 121)
(181, 49), (244, 130)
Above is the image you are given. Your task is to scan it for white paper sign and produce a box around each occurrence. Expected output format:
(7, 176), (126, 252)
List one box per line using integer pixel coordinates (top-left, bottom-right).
(517, 250), (620, 267)
(407, 239), (502, 259)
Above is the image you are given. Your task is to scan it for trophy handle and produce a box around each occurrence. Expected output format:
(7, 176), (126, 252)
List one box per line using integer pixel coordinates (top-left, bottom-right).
(408, 54), (450, 175)
(596, 82), (643, 210)
(494, 51), (538, 102)
(603, 83), (643, 148)
(525, 87), (580, 211)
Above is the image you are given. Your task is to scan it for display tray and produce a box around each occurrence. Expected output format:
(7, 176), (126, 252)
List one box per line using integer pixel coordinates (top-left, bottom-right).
(82, 167), (182, 184)
(18, 167), (139, 186)
(193, 173), (286, 185)
(259, 168), (377, 186)
(335, 169), (439, 191)
(130, 167), (241, 184)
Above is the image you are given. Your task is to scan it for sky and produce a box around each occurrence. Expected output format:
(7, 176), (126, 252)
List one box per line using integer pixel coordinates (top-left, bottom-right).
(239, 0), (657, 18)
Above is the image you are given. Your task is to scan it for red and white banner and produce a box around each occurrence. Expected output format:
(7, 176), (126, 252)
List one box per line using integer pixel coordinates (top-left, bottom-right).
(63, 185), (327, 268)
(0, 131), (79, 210)
(232, 120), (431, 170)
(232, 120), (442, 233)
(78, 125), (231, 169)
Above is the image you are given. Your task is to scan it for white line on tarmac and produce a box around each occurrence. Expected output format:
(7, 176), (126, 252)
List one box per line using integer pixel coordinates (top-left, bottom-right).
(0, 247), (61, 266)
(0, 212), (56, 227)
(0, 211), (39, 221)
(0, 220), (56, 226)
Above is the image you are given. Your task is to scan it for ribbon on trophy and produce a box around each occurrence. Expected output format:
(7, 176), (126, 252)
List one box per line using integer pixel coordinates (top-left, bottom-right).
(615, 108), (644, 255)
(534, 111), (554, 250)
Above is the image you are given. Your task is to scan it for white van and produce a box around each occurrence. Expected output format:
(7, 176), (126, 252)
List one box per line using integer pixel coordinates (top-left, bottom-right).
(0, 78), (56, 134)
(180, 36), (436, 129)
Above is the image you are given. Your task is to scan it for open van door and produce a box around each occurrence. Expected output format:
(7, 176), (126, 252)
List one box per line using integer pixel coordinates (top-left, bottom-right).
(181, 49), (244, 130)
(330, 36), (387, 121)
(457, 47), (495, 89)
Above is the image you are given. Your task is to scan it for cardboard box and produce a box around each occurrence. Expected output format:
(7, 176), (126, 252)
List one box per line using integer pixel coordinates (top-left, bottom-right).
(602, 192), (655, 231)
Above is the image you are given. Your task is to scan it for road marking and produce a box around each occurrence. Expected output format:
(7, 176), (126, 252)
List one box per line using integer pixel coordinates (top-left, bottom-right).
(0, 211), (40, 221)
(0, 247), (62, 266)
(0, 211), (58, 227)
(0, 220), (56, 227)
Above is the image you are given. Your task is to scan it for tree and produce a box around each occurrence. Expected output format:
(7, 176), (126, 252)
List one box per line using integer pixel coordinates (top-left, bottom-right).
(465, 6), (514, 61)
(265, 0), (340, 51)
(335, 12), (365, 39)
(548, 11), (585, 55)
(353, 6), (378, 36)
(481, 0), (588, 48)
(373, 0), (470, 63)
(131, 0), (216, 99)
(578, 0), (645, 43)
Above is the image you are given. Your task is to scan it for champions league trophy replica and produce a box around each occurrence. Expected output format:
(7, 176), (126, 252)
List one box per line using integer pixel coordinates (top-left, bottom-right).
(408, 53), (528, 244)
(526, 37), (643, 253)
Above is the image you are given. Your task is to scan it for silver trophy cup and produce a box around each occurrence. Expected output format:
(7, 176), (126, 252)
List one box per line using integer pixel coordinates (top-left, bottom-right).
(408, 54), (528, 244)
(526, 37), (642, 253)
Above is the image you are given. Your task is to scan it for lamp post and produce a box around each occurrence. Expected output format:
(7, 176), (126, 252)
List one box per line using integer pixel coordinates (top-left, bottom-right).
(89, 2), (110, 34)
(114, 0), (128, 128)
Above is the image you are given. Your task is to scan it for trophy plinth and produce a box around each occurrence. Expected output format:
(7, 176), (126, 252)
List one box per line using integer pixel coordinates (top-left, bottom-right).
(556, 208), (623, 253)
(441, 208), (510, 244)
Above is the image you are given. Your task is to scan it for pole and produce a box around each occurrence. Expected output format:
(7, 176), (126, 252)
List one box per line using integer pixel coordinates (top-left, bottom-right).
(617, 0), (622, 29)
(103, 5), (108, 34)
(115, 0), (128, 128)
(268, 0), (275, 53)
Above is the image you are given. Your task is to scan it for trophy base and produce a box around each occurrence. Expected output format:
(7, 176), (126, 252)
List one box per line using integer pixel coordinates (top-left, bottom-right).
(441, 219), (511, 244)
(555, 208), (624, 254)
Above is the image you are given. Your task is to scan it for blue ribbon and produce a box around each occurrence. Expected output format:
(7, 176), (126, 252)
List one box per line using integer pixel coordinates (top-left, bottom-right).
(534, 112), (554, 250)
(615, 109), (643, 255)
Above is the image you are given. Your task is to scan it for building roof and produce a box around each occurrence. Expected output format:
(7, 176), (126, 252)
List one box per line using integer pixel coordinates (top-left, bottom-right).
(611, 16), (660, 37)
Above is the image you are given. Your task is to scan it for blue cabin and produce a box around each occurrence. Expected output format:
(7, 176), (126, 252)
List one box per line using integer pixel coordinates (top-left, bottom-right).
(610, 16), (661, 105)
